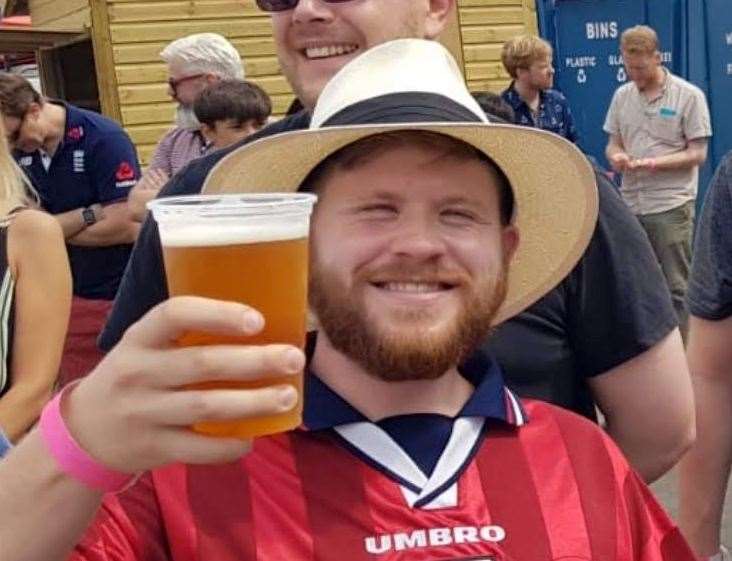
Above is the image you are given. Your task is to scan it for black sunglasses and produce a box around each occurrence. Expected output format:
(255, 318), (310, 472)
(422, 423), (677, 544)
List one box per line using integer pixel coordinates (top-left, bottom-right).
(168, 73), (206, 96)
(256, 0), (354, 12)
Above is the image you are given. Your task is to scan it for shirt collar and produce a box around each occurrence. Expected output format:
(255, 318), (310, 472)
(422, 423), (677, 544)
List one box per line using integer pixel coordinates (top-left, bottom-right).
(504, 82), (546, 111)
(503, 82), (523, 109)
(49, 100), (84, 148)
(302, 338), (527, 431)
(634, 68), (670, 103)
(659, 68), (670, 91)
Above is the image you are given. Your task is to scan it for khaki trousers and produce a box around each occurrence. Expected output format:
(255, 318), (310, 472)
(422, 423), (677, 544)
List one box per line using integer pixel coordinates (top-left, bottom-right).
(637, 200), (695, 340)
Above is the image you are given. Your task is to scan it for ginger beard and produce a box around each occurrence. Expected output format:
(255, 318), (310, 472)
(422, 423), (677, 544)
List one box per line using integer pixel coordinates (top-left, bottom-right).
(309, 256), (509, 382)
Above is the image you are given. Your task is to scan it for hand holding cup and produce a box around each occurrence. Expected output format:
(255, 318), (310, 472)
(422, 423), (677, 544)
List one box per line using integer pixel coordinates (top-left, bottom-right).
(63, 296), (305, 473)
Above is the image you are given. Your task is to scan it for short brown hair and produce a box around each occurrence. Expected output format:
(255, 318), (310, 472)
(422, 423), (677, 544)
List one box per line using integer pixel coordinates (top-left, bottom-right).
(501, 35), (553, 79)
(621, 25), (659, 56)
(194, 79), (271, 128)
(0, 72), (42, 119)
(300, 130), (515, 225)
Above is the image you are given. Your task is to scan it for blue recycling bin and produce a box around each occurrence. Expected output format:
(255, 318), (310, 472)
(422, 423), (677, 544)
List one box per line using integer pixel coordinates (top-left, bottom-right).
(536, 0), (685, 167)
(699, 0), (732, 174)
(536, 0), (731, 201)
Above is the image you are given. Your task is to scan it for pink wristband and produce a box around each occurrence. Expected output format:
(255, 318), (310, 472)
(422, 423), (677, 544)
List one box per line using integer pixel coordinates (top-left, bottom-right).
(39, 384), (134, 493)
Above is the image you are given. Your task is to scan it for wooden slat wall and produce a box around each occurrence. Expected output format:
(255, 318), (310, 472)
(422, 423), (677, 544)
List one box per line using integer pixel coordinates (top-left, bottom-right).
(439, 4), (465, 70)
(459, 0), (538, 93)
(106, 0), (293, 165)
(81, 0), (538, 165)
(29, 0), (90, 30)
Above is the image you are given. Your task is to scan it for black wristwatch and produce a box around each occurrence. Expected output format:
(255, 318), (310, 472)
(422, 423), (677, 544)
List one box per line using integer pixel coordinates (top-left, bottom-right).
(82, 206), (97, 226)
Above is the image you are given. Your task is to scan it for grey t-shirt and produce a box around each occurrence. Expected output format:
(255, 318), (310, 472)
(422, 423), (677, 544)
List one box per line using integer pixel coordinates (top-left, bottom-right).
(688, 152), (732, 319)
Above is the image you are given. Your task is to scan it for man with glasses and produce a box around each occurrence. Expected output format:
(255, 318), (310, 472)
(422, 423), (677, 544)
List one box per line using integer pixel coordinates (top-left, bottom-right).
(127, 33), (245, 222)
(0, 72), (141, 386)
(100, 0), (455, 350)
(101, 0), (693, 484)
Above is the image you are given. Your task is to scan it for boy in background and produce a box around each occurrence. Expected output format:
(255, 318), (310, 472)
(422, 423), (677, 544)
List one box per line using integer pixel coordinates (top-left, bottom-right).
(195, 80), (271, 150)
(129, 80), (271, 221)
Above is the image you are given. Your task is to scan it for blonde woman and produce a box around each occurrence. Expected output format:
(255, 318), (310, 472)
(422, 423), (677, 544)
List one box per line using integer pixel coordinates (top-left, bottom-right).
(0, 119), (71, 455)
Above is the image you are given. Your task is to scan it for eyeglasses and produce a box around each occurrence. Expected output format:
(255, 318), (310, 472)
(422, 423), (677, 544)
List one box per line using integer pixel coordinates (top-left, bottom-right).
(168, 73), (206, 96)
(255, 0), (354, 13)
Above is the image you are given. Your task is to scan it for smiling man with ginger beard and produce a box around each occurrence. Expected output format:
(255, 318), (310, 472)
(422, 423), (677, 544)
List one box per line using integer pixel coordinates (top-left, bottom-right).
(102, 0), (693, 486)
(0, 40), (696, 561)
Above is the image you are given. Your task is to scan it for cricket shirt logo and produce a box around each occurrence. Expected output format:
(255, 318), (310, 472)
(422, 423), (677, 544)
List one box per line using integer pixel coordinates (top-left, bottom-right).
(115, 161), (137, 188)
(73, 150), (85, 173)
(66, 126), (84, 141)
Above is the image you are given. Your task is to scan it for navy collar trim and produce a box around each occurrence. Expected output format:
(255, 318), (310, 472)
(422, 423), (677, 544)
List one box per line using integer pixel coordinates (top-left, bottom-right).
(302, 346), (528, 431)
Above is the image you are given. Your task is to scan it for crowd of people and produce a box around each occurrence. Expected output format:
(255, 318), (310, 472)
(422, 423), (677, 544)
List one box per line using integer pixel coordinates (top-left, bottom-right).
(0, 0), (729, 559)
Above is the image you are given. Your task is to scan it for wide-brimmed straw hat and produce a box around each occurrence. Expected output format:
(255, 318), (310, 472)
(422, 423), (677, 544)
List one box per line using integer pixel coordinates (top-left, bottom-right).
(202, 39), (598, 325)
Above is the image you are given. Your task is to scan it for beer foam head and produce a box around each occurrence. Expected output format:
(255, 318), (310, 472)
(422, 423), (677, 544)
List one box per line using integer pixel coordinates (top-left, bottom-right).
(158, 219), (309, 247)
(149, 193), (316, 247)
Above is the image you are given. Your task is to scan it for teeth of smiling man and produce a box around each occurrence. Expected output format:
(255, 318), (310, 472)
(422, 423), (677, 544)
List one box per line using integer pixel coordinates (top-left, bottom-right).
(305, 45), (358, 59)
(382, 282), (445, 293)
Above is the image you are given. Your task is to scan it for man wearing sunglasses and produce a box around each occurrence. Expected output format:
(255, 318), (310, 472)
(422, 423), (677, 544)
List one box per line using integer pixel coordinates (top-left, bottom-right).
(101, 0), (456, 350)
(127, 33), (245, 223)
(154, 32), (245, 177)
(101, 0), (692, 484)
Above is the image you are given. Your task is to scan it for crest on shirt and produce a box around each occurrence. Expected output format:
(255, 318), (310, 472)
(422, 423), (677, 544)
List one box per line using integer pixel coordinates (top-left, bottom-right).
(73, 150), (85, 173)
(18, 156), (32, 167)
(115, 161), (137, 188)
(66, 126), (84, 142)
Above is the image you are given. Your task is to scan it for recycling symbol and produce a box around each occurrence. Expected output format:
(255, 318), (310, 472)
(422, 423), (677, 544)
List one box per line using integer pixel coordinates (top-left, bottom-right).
(577, 68), (587, 84)
(617, 67), (627, 82)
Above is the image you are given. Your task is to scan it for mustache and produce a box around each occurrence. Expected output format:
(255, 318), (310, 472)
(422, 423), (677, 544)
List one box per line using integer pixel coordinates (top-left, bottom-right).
(356, 263), (469, 286)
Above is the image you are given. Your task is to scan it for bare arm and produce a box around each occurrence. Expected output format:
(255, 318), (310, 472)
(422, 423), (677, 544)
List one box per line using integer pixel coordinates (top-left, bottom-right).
(0, 297), (301, 561)
(128, 168), (169, 223)
(678, 315), (732, 558)
(658, 137), (708, 169)
(588, 328), (695, 483)
(67, 202), (139, 247)
(605, 133), (631, 173)
(55, 204), (102, 240)
(632, 138), (709, 172)
(0, 210), (71, 441)
(0, 431), (104, 561)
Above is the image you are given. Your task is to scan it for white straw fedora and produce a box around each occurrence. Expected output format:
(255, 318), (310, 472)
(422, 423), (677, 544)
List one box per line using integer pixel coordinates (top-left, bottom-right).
(202, 39), (599, 325)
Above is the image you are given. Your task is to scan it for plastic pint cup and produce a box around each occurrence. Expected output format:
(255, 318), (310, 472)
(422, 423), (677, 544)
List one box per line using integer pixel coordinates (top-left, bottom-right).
(147, 193), (317, 439)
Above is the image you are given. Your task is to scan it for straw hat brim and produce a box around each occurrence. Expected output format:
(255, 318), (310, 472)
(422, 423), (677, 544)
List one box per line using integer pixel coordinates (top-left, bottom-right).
(202, 122), (599, 325)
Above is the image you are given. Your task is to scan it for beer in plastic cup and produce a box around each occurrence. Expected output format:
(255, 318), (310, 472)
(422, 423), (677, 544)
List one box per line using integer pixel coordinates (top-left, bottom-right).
(147, 193), (317, 438)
